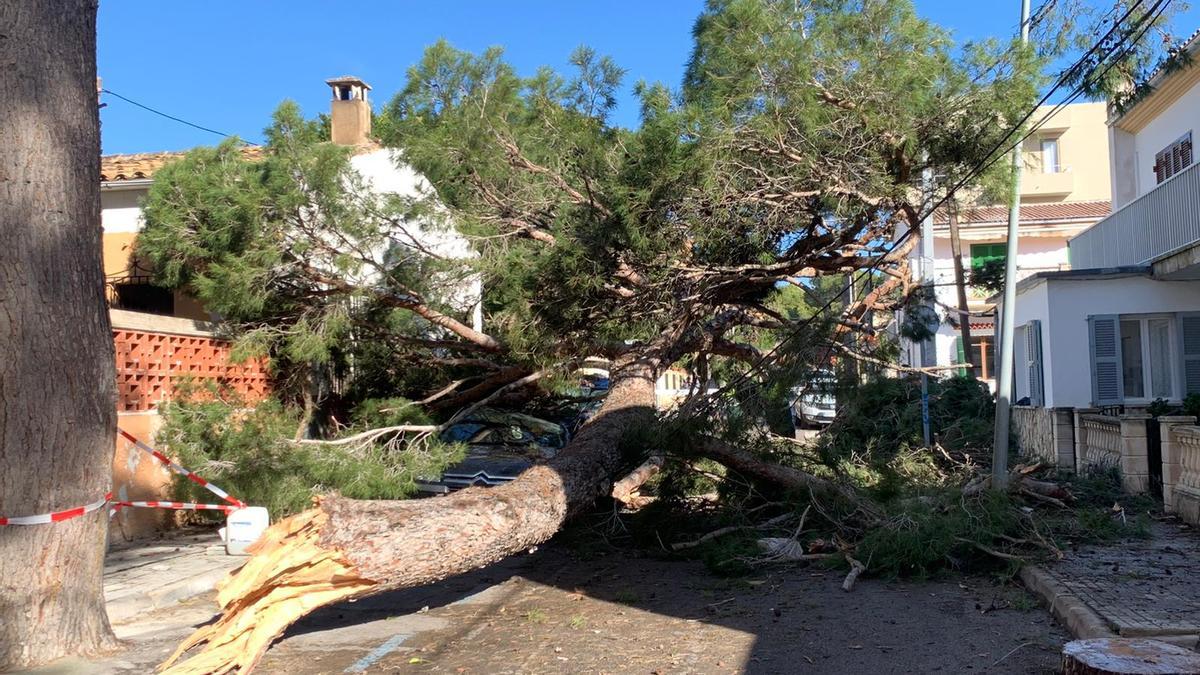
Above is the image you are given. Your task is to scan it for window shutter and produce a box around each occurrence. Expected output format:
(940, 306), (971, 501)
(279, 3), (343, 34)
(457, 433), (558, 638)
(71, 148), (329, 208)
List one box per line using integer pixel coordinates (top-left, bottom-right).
(953, 336), (966, 376)
(1180, 313), (1200, 396)
(1027, 320), (1045, 406)
(1182, 133), (1194, 170)
(1155, 150), (1167, 184)
(1089, 315), (1123, 405)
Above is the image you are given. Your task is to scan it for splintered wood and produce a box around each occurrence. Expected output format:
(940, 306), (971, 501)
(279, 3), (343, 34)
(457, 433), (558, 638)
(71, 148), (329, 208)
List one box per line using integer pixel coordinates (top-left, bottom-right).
(159, 506), (375, 674)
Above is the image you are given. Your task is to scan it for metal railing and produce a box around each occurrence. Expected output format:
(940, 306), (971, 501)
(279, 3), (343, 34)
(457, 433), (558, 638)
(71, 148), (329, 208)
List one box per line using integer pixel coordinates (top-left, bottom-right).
(1069, 160), (1200, 269)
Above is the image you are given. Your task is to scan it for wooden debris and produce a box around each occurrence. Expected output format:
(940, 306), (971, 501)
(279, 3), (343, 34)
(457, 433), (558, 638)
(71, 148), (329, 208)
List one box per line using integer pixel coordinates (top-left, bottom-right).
(611, 455), (664, 509)
(841, 554), (866, 592)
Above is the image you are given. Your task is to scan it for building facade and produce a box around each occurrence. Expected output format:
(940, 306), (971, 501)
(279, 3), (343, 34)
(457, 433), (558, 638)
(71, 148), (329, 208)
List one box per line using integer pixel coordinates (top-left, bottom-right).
(101, 77), (481, 537)
(907, 102), (1113, 388)
(1006, 32), (1200, 410)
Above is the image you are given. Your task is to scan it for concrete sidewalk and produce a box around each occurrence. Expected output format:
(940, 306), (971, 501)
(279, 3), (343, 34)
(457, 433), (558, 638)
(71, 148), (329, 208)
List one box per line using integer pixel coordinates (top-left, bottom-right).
(1022, 520), (1200, 649)
(105, 528), (243, 624)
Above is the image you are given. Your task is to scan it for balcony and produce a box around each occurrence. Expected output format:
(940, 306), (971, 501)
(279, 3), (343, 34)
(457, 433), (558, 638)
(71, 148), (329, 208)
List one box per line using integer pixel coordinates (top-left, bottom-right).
(1070, 160), (1200, 270)
(1021, 168), (1075, 198)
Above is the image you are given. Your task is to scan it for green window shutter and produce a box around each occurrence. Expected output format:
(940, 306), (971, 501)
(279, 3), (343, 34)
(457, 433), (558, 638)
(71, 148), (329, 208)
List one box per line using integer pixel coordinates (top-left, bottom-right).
(954, 336), (966, 376)
(1089, 315), (1123, 405)
(970, 243), (1007, 270)
(1180, 313), (1200, 395)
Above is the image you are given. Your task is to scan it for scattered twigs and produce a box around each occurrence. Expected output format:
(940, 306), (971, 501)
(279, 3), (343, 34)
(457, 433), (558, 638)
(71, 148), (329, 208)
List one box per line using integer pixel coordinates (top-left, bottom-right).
(989, 642), (1034, 668)
(672, 511), (793, 551)
(955, 537), (1026, 562)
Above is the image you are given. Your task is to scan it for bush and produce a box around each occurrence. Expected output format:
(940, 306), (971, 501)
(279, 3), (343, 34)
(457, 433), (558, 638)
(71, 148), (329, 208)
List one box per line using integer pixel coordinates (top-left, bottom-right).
(156, 385), (463, 519)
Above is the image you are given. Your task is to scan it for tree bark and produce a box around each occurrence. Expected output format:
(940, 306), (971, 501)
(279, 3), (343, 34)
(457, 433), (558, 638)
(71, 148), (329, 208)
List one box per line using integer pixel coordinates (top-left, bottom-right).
(162, 355), (659, 674)
(1061, 638), (1200, 675)
(948, 205), (974, 378)
(0, 1), (119, 668)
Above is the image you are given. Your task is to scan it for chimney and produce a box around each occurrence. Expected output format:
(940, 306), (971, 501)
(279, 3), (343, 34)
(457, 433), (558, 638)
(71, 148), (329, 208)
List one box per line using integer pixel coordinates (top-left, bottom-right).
(325, 76), (372, 146)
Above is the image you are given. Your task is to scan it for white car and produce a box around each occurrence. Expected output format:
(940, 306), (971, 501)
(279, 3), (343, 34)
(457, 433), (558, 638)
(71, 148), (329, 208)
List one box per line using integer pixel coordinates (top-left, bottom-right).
(792, 375), (837, 428)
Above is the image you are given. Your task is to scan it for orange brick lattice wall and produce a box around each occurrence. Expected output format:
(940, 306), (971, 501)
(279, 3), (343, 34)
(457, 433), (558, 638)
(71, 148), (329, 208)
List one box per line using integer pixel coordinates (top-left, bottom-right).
(114, 329), (270, 411)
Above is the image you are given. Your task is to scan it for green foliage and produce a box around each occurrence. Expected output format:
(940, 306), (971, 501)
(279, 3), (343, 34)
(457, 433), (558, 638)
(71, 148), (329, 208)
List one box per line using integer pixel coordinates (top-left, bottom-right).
(156, 385), (463, 518)
(1185, 393), (1200, 420)
(817, 375), (993, 483)
(968, 258), (1006, 296)
(858, 491), (1021, 579)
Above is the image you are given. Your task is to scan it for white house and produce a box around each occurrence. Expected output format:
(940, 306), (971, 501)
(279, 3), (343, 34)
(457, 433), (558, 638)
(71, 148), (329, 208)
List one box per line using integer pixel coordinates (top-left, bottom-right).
(1002, 32), (1200, 409)
(100, 76), (482, 330)
(904, 102), (1113, 388)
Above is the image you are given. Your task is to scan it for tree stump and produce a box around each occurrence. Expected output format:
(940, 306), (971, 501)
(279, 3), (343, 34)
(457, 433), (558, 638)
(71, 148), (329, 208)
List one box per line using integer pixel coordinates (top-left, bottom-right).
(1062, 638), (1200, 675)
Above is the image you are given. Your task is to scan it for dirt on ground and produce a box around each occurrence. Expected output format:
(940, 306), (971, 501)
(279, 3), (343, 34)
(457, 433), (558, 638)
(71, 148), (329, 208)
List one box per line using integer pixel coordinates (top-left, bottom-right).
(255, 545), (1067, 674)
(35, 541), (1068, 675)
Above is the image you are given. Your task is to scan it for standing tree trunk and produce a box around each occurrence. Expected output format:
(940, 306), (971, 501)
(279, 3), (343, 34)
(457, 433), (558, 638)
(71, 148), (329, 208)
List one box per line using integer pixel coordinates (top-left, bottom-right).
(0, 0), (118, 668)
(948, 204), (974, 378)
(162, 355), (660, 674)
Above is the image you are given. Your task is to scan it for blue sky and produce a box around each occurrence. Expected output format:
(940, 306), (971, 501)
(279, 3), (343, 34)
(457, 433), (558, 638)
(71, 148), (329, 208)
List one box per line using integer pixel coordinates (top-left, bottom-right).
(98, 1), (1199, 154)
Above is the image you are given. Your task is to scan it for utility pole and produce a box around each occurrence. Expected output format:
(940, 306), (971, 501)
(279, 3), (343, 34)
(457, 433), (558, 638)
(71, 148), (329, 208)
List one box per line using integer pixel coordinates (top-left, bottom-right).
(991, 0), (1032, 490)
(919, 167), (935, 449)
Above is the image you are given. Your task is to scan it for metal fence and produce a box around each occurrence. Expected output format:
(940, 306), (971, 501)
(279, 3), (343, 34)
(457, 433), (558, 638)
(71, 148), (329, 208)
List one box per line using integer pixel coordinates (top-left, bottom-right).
(1070, 160), (1200, 269)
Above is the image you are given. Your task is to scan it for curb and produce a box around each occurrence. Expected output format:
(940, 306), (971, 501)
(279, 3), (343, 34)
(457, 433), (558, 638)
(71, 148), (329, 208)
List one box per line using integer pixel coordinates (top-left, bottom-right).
(106, 565), (233, 624)
(1020, 566), (1115, 640)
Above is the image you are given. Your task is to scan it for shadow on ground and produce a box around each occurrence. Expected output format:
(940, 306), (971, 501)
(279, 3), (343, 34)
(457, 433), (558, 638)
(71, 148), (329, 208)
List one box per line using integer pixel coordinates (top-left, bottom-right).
(254, 521), (1067, 674)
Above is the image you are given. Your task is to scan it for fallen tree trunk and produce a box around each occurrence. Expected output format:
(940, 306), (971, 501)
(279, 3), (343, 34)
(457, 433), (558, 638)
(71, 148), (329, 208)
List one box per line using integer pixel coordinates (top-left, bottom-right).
(162, 356), (659, 674)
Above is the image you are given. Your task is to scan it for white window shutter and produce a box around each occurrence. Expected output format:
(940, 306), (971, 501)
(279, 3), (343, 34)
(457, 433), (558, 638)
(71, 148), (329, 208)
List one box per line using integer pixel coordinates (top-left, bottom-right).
(1027, 320), (1045, 406)
(1180, 313), (1200, 396)
(1089, 315), (1122, 405)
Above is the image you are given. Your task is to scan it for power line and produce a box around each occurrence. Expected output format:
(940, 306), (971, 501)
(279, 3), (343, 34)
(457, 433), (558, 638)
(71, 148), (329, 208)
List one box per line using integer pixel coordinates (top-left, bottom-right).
(100, 88), (259, 146)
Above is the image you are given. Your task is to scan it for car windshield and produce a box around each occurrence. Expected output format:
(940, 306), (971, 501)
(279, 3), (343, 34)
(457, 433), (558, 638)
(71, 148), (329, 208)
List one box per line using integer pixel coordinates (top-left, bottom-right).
(439, 409), (567, 449)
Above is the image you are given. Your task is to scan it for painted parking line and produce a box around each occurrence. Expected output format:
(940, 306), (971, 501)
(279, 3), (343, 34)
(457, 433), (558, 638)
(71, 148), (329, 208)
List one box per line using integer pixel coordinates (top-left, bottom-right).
(344, 633), (412, 673)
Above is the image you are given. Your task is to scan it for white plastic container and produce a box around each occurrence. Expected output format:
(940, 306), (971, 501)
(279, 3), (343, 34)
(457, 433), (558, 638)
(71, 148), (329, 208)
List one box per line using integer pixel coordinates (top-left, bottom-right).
(225, 506), (269, 556)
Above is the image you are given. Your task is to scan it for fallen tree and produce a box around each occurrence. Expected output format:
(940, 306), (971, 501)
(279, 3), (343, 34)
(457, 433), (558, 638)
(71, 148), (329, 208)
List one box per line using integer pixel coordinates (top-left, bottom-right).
(163, 356), (658, 673)
(138, 1), (1176, 671)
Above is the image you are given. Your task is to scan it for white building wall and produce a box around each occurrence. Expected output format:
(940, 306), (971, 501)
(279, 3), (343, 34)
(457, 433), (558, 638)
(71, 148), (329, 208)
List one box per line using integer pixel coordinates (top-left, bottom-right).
(101, 188), (147, 233)
(349, 148), (483, 331)
(1118, 82), (1200, 201)
(1011, 276), (1200, 407)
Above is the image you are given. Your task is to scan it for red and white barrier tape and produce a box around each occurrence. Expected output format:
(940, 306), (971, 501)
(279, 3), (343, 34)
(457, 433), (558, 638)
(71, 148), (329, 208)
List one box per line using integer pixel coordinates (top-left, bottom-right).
(0, 493), (113, 526)
(114, 500), (239, 512)
(117, 428), (245, 508)
(1, 432), (247, 526)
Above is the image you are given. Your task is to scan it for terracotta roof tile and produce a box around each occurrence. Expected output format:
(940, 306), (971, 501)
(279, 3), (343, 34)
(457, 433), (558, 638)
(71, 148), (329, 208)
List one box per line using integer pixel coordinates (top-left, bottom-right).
(100, 147), (264, 182)
(935, 200), (1111, 225)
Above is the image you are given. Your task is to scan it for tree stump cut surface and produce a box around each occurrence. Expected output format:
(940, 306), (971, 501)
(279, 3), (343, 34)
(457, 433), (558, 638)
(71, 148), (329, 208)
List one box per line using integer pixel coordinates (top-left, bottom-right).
(1062, 638), (1200, 675)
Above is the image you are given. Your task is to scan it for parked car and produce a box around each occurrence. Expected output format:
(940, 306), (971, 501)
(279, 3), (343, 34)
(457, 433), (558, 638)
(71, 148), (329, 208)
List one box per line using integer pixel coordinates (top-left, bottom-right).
(417, 408), (569, 494)
(792, 372), (838, 428)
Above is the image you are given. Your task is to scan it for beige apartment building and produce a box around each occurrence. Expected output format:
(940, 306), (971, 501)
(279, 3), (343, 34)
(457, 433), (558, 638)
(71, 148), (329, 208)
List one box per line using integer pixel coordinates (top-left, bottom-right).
(906, 101), (1113, 389)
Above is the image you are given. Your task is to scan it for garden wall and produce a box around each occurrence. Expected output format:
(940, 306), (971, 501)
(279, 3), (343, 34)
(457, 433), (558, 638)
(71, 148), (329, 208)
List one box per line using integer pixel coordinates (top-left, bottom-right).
(109, 310), (269, 540)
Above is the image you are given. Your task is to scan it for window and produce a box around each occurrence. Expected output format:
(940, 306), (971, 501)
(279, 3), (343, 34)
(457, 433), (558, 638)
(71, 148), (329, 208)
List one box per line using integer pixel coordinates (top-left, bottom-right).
(112, 281), (174, 316)
(1154, 132), (1194, 184)
(954, 335), (997, 381)
(1040, 138), (1060, 173)
(1120, 316), (1175, 400)
(969, 243), (1007, 270)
